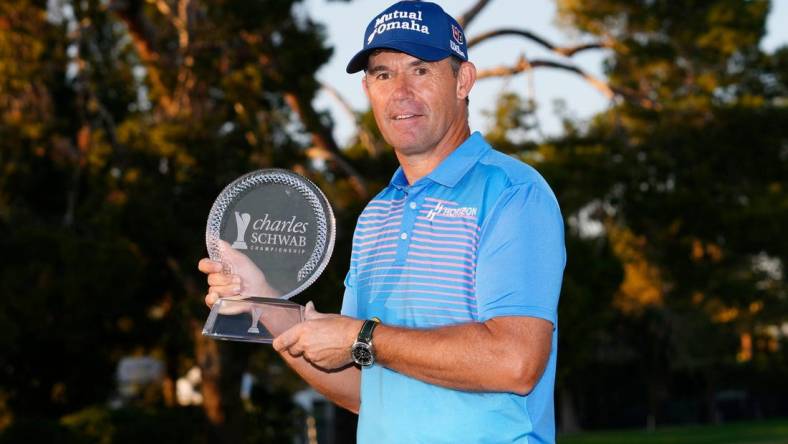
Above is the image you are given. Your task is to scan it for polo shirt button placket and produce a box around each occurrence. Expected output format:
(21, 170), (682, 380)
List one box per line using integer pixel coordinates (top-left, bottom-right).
(394, 197), (416, 264)
(403, 200), (418, 242)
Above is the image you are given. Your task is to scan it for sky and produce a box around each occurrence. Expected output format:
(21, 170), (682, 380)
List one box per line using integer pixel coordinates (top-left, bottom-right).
(301, 0), (788, 146)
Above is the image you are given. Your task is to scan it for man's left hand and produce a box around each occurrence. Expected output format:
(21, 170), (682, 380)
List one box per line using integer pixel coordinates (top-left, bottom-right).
(273, 302), (363, 370)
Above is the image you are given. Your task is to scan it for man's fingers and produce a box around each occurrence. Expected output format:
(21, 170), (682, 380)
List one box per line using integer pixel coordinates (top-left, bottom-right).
(198, 258), (223, 274)
(208, 284), (240, 297)
(272, 328), (296, 352)
(273, 325), (300, 353)
(205, 292), (219, 307)
(207, 273), (239, 287)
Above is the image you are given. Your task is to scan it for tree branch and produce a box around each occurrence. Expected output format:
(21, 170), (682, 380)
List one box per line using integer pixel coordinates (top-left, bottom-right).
(319, 82), (382, 157)
(283, 92), (368, 198)
(108, 0), (177, 116)
(468, 28), (612, 57)
(476, 55), (658, 110)
(172, 0), (194, 113)
(456, 0), (493, 30)
(305, 146), (368, 196)
(142, 0), (194, 113)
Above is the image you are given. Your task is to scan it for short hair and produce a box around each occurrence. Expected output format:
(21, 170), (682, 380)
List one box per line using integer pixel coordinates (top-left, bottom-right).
(449, 56), (462, 76)
(448, 56), (470, 106)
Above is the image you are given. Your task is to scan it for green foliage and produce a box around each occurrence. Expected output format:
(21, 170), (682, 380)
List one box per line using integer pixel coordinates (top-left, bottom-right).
(484, 92), (541, 153)
(558, 418), (788, 444)
(557, 0), (771, 105)
(541, 0), (788, 430)
(0, 0), (340, 440)
(0, 405), (213, 444)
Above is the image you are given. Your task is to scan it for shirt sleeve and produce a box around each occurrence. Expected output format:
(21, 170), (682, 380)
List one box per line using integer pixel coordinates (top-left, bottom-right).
(475, 183), (566, 324)
(340, 270), (358, 317)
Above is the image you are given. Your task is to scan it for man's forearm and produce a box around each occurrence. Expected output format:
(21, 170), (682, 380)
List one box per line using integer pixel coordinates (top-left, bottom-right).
(373, 316), (552, 396)
(279, 352), (361, 413)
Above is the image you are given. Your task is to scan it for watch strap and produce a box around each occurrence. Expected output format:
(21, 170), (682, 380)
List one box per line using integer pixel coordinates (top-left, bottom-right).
(357, 317), (380, 344)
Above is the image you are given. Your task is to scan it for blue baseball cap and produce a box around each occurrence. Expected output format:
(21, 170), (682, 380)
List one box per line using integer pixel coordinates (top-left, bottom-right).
(346, 1), (469, 74)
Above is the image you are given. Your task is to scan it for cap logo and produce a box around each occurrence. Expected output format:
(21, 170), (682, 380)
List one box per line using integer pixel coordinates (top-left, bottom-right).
(367, 10), (429, 44)
(451, 24), (464, 44)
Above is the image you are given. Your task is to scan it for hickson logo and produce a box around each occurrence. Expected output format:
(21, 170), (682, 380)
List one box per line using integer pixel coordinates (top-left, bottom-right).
(232, 211), (310, 251)
(426, 202), (478, 221)
(367, 10), (429, 44)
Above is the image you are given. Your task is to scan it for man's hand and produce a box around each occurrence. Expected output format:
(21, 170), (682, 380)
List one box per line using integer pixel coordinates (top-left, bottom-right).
(198, 252), (362, 412)
(197, 240), (278, 307)
(273, 302), (363, 371)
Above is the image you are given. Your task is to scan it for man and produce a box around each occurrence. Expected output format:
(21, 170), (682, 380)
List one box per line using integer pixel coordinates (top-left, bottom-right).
(199, 1), (565, 442)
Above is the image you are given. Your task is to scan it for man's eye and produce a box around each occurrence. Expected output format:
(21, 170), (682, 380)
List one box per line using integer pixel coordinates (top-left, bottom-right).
(376, 72), (390, 80)
(415, 67), (428, 75)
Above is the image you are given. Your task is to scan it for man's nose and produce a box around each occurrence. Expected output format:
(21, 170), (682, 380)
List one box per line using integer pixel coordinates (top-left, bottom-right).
(391, 72), (414, 100)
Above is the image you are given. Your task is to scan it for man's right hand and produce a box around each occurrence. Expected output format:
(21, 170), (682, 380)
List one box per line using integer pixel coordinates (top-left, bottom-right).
(197, 240), (279, 307)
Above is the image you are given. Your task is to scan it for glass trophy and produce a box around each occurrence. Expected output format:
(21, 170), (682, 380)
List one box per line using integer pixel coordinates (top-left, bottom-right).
(202, 169), (335, 344)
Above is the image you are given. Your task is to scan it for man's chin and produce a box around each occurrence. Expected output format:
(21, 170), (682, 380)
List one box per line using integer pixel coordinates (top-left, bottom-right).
(382, 133), (431, 156)
(392, 142), (432, 157)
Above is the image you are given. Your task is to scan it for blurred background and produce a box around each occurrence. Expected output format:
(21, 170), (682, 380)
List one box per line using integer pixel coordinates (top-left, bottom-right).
(0, 0), (786, 443)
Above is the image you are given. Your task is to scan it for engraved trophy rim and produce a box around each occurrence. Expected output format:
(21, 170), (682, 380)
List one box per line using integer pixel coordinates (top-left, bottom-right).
(205, 168), (336, 300)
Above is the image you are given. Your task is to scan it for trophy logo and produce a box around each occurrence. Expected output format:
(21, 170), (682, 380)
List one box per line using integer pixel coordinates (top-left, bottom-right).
(232, 211), (251, 249)
(248, 306), (264, 334)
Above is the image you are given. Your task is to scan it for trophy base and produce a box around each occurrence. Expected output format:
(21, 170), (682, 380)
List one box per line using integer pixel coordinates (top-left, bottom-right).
(202, 296), (304, 344)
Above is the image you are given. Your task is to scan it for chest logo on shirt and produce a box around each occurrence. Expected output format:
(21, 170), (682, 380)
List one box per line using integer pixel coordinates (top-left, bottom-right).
(426, 202), (478, 221)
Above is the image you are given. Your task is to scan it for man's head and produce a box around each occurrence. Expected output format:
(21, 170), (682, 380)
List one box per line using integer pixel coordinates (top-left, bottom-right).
(348, 1), (476, 160)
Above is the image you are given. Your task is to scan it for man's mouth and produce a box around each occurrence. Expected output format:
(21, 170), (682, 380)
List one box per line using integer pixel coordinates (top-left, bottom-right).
(393, 114), (420, 120)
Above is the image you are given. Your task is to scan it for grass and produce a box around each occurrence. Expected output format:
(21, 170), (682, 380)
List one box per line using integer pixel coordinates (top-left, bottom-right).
(557, 418), (788, 444)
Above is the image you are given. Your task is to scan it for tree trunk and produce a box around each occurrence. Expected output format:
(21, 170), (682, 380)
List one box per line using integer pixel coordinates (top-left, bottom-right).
(192, 319), (247, 443)
(559, 386), (581, 434)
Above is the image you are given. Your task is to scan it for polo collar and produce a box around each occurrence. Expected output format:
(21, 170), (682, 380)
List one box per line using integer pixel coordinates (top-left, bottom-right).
(389, 132), (490, 190)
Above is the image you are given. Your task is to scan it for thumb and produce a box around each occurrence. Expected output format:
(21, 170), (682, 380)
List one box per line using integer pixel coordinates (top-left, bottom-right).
(218, 239), (258, 274)
(273, 324), (300, 352)
(218, 239), (246, 262)
(304, 301), (319, 320)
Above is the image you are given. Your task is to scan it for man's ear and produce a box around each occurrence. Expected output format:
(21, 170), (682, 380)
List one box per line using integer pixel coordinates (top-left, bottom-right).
(456, 61), (477, 101)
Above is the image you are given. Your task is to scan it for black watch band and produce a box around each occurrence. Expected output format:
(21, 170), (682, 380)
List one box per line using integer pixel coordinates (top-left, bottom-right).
(357, 317), (380, 343)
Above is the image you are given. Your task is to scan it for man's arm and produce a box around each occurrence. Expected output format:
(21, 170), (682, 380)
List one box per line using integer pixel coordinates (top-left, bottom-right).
(274, 313), (552, 396)
(277, 302), (361, 413)
(374, 316), (552, 395)
(279, 346), (361, 413)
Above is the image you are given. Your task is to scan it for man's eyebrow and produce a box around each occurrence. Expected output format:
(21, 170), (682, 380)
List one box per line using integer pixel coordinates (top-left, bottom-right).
(366, 64), (389, 74)
(367, 59), (431, 74)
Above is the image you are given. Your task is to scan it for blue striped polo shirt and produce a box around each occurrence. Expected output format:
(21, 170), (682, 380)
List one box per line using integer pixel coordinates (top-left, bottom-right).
(341, 132), (566, 444)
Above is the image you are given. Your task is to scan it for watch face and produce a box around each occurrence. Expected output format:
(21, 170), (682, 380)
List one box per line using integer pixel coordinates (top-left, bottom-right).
(352, 343), (374, 366)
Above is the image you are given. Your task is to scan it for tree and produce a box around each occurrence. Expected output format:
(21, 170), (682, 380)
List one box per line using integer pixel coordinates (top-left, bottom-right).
(0, 0), (354, 441)
(549, 0), (788, 427)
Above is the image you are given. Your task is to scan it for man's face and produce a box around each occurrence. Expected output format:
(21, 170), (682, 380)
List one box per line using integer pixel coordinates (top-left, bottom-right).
(363, 51), (467, 157)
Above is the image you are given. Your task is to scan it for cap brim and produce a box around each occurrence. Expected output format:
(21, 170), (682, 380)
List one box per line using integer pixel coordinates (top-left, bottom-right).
(346, 41), (451, 73)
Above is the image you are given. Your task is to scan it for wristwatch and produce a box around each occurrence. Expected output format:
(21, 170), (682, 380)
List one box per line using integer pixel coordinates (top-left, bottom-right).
(351, 317), (380, 367)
